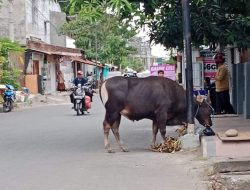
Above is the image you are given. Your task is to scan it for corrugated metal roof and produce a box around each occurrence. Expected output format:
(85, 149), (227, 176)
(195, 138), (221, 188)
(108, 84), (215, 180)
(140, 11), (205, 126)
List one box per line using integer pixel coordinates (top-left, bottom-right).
(27, 40), (82, 57)
(71, 56), (103, 68)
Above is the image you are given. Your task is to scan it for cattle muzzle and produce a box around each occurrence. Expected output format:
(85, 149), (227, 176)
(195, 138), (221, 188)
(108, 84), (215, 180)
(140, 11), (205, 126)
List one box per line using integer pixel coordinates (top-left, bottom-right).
(203, 122), (212, 128)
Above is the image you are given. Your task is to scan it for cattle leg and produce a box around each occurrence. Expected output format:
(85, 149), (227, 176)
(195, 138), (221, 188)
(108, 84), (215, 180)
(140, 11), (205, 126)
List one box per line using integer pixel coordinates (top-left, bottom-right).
(159, 126), (166, 142)
(156, 113), (167, 143)
(151, 120), (158, 147)
(103, 120), (113, 153)
(111, 115), (128, 152)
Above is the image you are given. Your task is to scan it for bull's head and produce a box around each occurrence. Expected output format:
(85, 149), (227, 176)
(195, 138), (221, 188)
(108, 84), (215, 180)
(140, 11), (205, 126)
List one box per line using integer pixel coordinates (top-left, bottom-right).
(194, 99), (213, 127)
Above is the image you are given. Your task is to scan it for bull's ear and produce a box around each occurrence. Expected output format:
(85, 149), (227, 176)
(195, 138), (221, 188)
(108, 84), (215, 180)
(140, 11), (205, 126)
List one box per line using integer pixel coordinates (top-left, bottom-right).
(196, 95), (204, 104)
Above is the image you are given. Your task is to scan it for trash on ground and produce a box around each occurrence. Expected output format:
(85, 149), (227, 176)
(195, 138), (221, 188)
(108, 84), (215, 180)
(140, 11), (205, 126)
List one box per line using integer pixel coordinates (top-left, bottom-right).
(151, 136), (181, 153)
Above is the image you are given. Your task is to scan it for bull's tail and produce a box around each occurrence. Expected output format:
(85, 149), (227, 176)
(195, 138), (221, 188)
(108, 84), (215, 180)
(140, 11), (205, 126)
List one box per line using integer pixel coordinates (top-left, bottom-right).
(99, 80), (108, 106)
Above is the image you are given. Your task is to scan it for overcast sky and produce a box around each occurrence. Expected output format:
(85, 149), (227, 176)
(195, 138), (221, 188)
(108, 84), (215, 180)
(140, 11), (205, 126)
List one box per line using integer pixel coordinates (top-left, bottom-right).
(136, 26), (169, 58)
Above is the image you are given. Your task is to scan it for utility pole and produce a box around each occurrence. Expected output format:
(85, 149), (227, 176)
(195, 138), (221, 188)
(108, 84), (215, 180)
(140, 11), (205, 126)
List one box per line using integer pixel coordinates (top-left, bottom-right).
(182, 0), (194, 133)
(180, 0), (200, 150)
(8, 0), (14, 41)
(95, 33), (98, 81)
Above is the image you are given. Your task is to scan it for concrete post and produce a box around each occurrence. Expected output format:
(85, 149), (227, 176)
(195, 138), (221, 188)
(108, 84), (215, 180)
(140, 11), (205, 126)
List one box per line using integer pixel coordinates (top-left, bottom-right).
(244, 63), (250, 119)
(231, 64), (237, 112)
(236, 64), (244, 114)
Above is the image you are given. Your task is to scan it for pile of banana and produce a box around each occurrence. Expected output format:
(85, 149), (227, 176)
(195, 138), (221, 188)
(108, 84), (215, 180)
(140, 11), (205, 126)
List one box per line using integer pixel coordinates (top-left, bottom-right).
(151, 136), (182, 153)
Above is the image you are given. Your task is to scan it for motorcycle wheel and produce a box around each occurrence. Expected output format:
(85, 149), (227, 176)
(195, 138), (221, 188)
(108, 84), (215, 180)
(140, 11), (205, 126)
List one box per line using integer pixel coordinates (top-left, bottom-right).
(81, 109), (85, 115)
(76, 103), (81, 116)
(3, 101), (12, 112)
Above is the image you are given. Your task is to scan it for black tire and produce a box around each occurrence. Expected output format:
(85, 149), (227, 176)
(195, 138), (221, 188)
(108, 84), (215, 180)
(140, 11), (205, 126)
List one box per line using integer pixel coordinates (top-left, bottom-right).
(3, 101), (11, 112)
(76, 103), (81, 116)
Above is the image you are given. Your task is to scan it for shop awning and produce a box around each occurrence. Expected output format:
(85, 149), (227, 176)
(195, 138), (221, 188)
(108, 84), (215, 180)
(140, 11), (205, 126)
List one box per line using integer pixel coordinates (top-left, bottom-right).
(27, 40), (82, 57)
(71, 56), (103, 68)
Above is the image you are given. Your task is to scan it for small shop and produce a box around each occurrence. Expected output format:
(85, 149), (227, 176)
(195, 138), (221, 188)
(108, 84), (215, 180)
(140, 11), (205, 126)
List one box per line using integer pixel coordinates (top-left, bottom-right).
(25, 40), (82, 94)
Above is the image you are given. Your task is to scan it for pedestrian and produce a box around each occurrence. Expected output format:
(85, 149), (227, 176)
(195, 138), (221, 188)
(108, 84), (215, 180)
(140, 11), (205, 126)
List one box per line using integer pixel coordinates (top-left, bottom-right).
(56, 70), (65, 91)
(158, 70), (164, 77)
(213, 52), (235, 114)
(87, 72), (94, 83)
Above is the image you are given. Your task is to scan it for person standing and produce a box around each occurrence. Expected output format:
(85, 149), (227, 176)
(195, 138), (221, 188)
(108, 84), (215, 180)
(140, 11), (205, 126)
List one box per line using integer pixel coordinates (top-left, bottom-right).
(87, 72), (94, 83)
(57, 70), (65, 91)
(213, 52), (235, 114)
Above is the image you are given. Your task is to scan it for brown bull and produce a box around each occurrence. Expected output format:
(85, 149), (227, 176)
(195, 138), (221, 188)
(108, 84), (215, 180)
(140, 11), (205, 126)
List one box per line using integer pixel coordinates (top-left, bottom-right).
(100, 76), (213, 153)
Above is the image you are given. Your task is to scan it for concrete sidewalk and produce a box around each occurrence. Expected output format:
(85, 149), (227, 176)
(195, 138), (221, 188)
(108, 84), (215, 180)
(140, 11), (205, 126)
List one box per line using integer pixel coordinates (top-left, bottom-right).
(204, 115), (250, 190)
(15, 91), (72, 109)
(202, 114), (250, 158)
(213, 115), (250, 133)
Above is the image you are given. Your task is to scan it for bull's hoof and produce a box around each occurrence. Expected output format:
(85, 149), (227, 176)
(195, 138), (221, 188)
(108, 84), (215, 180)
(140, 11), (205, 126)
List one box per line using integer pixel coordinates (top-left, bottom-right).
(121, 148), (129, 152)
(107, 149), (115, 153)
(150, 144), (157, 149)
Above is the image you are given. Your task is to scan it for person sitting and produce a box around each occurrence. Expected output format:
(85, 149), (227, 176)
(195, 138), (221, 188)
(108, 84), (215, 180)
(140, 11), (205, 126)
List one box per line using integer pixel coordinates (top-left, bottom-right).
(73, 70), (88, 87)
(70, 70), (88, 109)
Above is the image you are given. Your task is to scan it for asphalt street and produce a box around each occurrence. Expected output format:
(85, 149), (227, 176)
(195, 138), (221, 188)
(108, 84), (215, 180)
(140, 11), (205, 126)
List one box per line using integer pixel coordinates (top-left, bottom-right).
(0, 95), (208, 190)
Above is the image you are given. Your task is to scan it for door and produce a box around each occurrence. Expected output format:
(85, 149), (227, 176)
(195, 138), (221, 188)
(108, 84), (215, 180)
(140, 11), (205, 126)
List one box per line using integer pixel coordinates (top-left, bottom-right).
(33, 60), (39, 75)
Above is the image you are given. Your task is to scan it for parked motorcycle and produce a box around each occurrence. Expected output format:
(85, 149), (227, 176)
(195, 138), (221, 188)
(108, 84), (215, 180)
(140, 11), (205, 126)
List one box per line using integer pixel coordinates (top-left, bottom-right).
(71, 84), (92, 116)
(2, 84), (16, 112)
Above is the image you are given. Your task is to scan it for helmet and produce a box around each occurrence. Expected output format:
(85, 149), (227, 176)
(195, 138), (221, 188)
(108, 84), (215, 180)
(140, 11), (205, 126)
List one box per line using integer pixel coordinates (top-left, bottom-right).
(213, 52), (225, 63)
(77, 70), (83, 75)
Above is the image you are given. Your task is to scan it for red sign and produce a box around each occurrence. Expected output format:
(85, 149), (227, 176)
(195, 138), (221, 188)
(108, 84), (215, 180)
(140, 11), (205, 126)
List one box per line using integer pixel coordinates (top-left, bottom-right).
(150, 64), (176, 81)
(203, 57), (217, 79)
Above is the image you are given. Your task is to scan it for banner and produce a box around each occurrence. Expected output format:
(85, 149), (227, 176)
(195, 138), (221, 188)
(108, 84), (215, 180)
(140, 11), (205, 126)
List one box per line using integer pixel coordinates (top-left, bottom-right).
(200, 51), (217, 80)
(203, 57), (217, 79)
(150, 64), (176, 81)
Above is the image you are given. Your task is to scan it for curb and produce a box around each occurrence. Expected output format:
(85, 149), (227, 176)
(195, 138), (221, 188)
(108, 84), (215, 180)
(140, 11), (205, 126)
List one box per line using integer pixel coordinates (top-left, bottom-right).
(212, 157), (250, 173)
(208, 157), (250, 190)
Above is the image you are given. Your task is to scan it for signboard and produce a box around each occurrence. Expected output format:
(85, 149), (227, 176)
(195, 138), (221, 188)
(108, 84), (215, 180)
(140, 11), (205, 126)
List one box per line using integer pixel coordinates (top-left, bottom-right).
(156, 57), (163, 65)
(150, 64), (176, 81)
(200, 51), (217, 80)
(203, 57), (217, 79)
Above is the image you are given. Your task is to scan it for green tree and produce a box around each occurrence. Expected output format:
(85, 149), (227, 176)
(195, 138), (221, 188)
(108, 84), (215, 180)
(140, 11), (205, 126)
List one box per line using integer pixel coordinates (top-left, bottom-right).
(56, 0), (250, 50)
(58, 0), (133, 16)
(60, 2), (138, 67)
(125, 0), (250, 50)
(0, 38), (24, 89)
(120, 57), (144, 71)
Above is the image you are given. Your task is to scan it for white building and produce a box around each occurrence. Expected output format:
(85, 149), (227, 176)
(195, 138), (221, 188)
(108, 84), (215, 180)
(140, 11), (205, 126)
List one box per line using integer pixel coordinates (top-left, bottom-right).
(0, 0), (84, 94)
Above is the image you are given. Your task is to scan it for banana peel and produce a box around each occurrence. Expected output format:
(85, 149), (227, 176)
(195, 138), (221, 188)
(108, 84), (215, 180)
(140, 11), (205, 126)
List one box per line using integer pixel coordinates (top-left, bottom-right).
(150, 124), (187, 153)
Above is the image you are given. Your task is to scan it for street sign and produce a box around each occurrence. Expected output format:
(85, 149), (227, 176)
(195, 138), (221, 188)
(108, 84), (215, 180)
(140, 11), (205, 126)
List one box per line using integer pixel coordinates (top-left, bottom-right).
(156, 57), (163, 65)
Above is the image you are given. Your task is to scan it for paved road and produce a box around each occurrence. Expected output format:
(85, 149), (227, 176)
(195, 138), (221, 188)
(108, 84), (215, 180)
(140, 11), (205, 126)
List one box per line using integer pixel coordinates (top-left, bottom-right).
(106, 71), (122, 79)
(0, 96), (208, 190)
